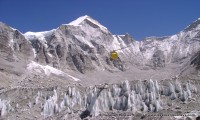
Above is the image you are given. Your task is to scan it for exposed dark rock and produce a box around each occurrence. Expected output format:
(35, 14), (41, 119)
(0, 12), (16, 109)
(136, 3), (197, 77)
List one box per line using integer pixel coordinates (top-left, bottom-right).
(152, 49), (165, 68)
(80, 110), (90, 119)
(191, 51), (200, 70)
(119, 33), (134, 45)
(0, 22), (33, 61)
(113, 58), (126, 71)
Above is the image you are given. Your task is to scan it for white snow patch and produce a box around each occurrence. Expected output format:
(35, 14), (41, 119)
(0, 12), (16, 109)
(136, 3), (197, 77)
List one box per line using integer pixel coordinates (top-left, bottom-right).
(67, 75), (80, 81)
(118, 35), (125, 37)
(9, 39), (14, 48)
(110, 35), (131, 55)
(86, 17), (107, 30)
(27, 61), (80, 81)
(95, 54), (105, 71)
(32, 48), (37, 58)
(169, 35), (178, 40)
(44, 65), (64, 76)
(10, 27), (17, 31)
(69, 15), (89, 26)
(24, 29), (55, 41)
(68, 15), (107, 30)
(47, 53), (53, 58)
(24, 30), (55, 48)
(27, 61), (63, 76)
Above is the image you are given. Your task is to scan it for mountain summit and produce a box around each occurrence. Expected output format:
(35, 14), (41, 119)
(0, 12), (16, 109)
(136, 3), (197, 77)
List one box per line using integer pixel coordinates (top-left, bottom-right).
(68, 15), (107, 30)
(184, 18), (200, 32)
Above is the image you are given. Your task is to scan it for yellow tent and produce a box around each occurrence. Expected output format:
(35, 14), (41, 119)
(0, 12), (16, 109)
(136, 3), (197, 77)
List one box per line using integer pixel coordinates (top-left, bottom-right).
(110, 51), (119, 60)
(109, 45), (131, 60)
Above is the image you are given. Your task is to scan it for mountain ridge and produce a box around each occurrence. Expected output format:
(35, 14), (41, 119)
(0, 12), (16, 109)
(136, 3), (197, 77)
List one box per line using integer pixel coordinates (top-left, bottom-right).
(1, 15), (200, 75)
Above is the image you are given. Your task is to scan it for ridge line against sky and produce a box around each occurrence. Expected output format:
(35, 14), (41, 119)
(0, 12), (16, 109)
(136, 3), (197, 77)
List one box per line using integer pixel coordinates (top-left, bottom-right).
(0, 0), (200, 40)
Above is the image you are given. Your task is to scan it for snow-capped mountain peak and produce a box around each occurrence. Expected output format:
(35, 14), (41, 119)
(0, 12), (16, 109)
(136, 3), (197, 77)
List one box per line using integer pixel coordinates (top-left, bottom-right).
(68, 15), (107, 30)
(184, 18), (200, 32)
(68, 15), (90, 26)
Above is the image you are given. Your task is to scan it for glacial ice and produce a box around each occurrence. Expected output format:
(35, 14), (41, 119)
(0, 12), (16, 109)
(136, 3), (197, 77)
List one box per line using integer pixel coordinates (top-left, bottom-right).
(1, 79), (196, 118)
(0, 99), (13, 117)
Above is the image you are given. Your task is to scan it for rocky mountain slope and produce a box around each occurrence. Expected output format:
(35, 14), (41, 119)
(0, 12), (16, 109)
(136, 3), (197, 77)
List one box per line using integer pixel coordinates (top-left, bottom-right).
(1, 15), (200, 119)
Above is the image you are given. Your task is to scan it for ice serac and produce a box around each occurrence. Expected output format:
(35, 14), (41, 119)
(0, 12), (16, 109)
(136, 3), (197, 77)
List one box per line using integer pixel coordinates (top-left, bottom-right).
(36, 79), (196, 118)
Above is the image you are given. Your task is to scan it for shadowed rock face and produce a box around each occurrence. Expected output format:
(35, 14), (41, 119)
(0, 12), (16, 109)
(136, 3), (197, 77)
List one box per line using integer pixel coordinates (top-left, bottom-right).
(152, 49), (165, 68)
(119, 33), (134, 45)
(191, 51), (200, 70)
(0, 22), (33, 61)
(68, 44), (95, 73)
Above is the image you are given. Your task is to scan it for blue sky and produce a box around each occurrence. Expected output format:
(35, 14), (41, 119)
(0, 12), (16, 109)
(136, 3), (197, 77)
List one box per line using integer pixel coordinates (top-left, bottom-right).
(0, 0), (200, 40)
